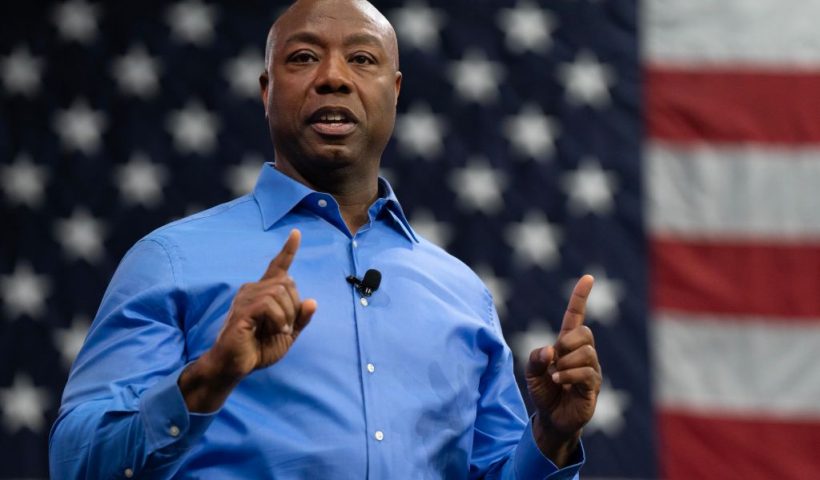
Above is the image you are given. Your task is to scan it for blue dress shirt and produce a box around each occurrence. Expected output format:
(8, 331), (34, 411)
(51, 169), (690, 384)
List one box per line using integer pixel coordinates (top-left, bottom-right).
(50, 163), (584, 479)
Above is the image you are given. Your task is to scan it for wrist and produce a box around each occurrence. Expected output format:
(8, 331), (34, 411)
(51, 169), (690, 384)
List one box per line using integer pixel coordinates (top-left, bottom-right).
(532, 412), (581, 468)
(178, 352), (242, 413)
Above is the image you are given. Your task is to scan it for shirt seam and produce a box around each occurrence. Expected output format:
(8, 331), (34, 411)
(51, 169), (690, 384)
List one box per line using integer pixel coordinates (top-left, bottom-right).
(153, 195), (255, 234)
(140, 237), (179, 286)
(482, 288), (496, 328)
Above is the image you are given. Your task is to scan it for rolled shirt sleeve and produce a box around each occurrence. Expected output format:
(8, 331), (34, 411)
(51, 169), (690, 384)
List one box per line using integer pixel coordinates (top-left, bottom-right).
(49, 238), (216, 478)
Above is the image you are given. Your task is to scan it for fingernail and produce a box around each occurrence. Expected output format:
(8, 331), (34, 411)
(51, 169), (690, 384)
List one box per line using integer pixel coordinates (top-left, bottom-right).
(551, 372), (560, 383)
(282, 324), (292, 334)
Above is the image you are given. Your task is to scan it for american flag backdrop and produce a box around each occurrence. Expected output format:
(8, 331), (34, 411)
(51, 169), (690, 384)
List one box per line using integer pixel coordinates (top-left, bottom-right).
(1, 0), (819, 479)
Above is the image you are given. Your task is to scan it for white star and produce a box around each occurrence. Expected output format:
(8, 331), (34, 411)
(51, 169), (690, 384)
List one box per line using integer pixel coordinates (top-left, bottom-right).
(166, 100), (221, 155)
(166, 0), (217, 46)
(568, 267), (624, 325)
(1, 154), (48, 208)
(394, 103), (447, 160)
(557, 50), (616, 108)
(223, 48), (264, 99)
(0, 46), (43, 97)
(54, 208), (107, 263)
(511, 321), (556, 365)
(226, 154), (263, 196)
(0, 263), (51, 320)
(586, 380), (630, 436)
(503, 104), (559, 161)
(114, 152), (169, 207)
(0, 375), (51, 434)
(473, 264), (510, 316)
(410, 209), (453, 248)
(52, 99), (108, 155)
(111, 45), (162, 98)
(388, 1), (446, 52)
(52, 0), (100, 44)
(53, 315), (90, 369)
(561, 157), (618, 216)
(447, 49), (506, 104)
(504, 211), (562, 269)
(498, 1), (555, 54)
(447, 157), (508, 215)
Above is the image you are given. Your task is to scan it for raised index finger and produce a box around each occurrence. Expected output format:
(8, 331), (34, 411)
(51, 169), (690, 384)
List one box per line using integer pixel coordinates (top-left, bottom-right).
(559, 274), (594, 334)
(262, 229), (301, 280)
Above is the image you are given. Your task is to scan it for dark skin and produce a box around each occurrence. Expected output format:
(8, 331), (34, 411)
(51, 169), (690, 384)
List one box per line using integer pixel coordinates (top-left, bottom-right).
(178, 0), (601, 469)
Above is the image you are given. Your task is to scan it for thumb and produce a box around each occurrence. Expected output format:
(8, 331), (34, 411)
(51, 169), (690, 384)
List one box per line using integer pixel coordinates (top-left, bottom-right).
(293, 298), (317, 334)
(526, 345), (555, 377)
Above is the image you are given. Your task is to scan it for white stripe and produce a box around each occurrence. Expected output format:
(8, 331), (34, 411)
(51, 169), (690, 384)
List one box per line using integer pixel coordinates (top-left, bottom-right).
(645, 143), (820, 239)
(643, 0), (820, 67)
(652, 311), (820, 418)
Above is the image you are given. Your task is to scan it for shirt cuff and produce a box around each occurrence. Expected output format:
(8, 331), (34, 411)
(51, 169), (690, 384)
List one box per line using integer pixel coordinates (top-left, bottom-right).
(514, 418), (585, 480)
(140, 364), (219, 451)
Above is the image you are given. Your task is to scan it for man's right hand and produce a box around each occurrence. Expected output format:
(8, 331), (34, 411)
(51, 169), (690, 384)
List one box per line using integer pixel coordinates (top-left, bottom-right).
(179, 229), (317, 413)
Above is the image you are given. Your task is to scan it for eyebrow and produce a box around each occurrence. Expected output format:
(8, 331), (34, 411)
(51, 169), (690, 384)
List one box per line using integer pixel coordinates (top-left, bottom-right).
(283, 31), (385, 50)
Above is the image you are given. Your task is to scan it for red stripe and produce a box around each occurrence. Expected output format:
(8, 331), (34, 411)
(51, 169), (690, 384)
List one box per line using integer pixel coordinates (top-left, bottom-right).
(650, 237), (820, 319)
(646, 66), (820, 144)
(658, 409), (820, 480)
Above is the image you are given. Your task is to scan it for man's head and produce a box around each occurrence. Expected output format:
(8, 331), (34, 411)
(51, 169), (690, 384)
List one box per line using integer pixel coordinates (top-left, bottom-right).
(260, 0), (402, 185)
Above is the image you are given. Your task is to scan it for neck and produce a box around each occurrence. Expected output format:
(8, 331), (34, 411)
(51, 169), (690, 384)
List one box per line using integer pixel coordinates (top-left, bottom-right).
(274, 159), (380, 235)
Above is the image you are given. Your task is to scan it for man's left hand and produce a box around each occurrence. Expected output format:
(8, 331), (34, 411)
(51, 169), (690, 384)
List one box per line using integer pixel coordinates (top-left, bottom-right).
(525, 274), (601, 465)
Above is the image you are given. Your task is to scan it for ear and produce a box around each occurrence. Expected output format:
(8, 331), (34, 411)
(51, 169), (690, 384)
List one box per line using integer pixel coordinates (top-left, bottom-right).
(394, 71), (402, 106)
(260, 70), (270, 117)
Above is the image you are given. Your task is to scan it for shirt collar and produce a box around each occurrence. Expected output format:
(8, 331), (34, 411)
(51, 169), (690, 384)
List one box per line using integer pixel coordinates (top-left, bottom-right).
(253, 163), (419, 243)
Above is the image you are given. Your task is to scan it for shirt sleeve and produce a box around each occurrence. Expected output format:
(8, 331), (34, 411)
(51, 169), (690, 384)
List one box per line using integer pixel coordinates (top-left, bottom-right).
(469, 291), (585, 480)
(49, 238), (218, 479)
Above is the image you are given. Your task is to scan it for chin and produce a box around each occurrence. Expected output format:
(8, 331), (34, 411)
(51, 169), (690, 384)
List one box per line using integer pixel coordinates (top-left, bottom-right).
(311, 145), (358, 168)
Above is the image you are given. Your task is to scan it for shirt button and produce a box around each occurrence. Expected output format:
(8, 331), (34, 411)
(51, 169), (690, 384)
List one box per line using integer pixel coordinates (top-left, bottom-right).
(374, 430), (384, 441)
(367, 363), (376, 373)
(352, 240), (358, 248)
(124, 468), (134, 478)
(360, 297), (368, 307)
(317, 199), (328, 208)
(169, 425), (180, 437)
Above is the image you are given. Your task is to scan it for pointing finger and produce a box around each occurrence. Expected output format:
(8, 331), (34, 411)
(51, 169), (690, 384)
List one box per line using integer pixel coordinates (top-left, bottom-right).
(262, 229), (301, 279)
(559, 274), (594, 335)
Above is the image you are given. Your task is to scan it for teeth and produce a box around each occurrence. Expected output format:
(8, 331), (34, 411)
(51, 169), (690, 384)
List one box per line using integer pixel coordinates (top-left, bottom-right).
(319, 112), (346, 122)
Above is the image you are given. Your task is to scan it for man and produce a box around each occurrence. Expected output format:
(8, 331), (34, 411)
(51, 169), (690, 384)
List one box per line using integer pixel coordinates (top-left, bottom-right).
(49, 0), (601, 478)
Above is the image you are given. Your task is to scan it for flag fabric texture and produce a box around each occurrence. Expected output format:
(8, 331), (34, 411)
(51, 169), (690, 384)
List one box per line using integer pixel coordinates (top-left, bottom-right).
(0, 1), (817, 479)
(645, 1), (820, 478)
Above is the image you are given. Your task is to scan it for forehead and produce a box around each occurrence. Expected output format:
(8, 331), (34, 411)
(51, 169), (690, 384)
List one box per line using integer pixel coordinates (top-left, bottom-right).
(275, 0), (390, 46)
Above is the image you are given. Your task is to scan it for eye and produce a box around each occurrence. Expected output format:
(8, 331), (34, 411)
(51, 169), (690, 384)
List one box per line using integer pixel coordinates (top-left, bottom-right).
(350, 53), (376, 65)
(288, 51), (318, 63)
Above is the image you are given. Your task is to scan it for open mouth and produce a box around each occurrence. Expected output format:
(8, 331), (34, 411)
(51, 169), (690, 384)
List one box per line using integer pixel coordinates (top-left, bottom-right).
(308, 107), (358, 137)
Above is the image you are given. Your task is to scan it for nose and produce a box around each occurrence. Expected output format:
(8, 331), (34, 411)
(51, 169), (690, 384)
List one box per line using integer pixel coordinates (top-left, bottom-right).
(314, 53), (352, 95)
